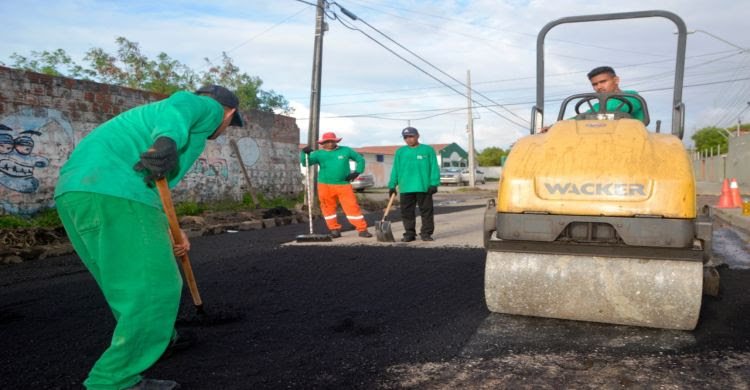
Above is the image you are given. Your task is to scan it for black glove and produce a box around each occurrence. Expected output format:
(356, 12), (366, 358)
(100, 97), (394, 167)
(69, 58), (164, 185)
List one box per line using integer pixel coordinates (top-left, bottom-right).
(134, 137), (178, 184)
(346, 172), (359, 182)
(302, 145), (313, 154)
(388, 188), (397, 198)
(428, 186), (438, 195)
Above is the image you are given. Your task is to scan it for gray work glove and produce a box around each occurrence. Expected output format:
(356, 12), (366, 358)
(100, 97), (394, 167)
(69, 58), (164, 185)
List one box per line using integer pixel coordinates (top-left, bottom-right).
(346, 172), (359, 182)
(428, 186), (438, 195)
(302, 145), (313, 154)
(389, 188), (397, 198)
(134, 137), (178, 185)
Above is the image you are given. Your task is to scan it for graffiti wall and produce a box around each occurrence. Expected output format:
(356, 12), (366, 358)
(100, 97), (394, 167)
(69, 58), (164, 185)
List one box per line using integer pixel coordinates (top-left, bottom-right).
(0, 66), (302, 216)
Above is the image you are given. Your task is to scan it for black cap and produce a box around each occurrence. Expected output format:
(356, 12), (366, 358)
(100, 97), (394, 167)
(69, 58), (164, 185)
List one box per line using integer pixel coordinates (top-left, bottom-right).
(402, 126), (419, 137)
(196, 85), (244, 127)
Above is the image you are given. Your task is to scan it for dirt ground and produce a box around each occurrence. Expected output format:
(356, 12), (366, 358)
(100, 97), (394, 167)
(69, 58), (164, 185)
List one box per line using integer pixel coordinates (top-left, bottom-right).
(2, 192), (750, 389)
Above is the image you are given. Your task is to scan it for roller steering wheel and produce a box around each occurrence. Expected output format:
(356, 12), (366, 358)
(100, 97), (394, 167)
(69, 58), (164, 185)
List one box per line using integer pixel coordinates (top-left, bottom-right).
(574, 95), (634, 115)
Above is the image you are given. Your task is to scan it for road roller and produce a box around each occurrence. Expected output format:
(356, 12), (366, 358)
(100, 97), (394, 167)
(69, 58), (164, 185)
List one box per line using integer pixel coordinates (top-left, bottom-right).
(483, 11), (713, 330)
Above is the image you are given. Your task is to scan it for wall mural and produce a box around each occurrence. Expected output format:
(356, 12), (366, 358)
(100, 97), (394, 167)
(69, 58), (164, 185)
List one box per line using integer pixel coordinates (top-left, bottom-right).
(174, 136), (261, 202)
(0, 124), (48, 193)
(0, 108), (74, 215)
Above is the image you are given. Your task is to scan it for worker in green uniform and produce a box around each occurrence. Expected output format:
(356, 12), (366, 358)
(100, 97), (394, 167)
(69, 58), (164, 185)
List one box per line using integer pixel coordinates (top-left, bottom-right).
(54, 85), (243, 390)
(301, 132), (372, 238)
(388, 126), (440, 242)
(587, 66), (644, 121)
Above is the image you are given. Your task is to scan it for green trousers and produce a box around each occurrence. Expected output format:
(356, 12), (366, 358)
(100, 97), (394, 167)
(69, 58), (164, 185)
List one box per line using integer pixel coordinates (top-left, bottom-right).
(56, 192), (183, 390)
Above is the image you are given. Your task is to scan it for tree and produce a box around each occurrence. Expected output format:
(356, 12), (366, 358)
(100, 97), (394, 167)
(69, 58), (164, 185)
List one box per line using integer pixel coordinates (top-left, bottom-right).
(8, 49), (91, 79)
(5, 37), (292, 114)
(691, 127), (728, 154)
(477, 147), (507, 166)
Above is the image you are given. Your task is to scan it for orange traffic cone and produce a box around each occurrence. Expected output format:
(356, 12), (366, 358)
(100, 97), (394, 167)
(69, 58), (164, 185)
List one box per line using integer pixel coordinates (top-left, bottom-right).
(716, 179), (734, 208)
(730, 178), (743, 208)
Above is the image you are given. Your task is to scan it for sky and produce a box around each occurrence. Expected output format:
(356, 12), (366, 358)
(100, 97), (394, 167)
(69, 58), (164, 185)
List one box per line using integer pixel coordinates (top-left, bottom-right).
(2, 0), (749, 151)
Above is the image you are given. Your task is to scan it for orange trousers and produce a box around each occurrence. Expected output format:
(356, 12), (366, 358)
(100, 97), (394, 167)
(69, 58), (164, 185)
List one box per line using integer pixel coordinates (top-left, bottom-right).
(317, 183), (368, 232)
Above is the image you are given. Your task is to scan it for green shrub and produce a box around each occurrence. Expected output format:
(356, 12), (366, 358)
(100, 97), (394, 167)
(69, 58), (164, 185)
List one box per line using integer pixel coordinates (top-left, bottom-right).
(0, 215), (32, 228)
(0, 208), (62, 228)
(174, 201), (204, 216)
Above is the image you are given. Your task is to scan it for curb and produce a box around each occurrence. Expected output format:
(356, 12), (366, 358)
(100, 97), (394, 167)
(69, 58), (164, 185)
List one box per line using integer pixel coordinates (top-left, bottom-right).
(1, 212), (309, 265)
(711, 207), (750, 237)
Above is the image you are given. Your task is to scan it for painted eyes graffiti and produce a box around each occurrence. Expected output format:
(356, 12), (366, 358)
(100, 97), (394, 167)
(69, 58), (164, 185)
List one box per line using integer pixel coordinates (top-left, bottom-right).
(0, 134), (35, 155)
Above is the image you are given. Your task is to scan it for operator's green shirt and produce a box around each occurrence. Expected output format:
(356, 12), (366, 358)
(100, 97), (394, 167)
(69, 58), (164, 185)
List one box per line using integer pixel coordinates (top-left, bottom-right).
(300, 146), (365, 185)
(54, 91), (225, 209)
(590, 89), (644, 122)
(388, 143), (440, 193)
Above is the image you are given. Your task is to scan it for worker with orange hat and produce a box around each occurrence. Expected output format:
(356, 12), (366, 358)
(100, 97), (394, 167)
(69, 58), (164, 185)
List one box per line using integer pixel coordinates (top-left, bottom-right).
(301, 132), (372, 238)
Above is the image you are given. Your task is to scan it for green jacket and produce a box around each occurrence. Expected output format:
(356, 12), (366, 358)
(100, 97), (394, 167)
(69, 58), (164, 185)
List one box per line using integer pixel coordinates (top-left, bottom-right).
(300, 146), (365, 185)
(590, 90), (644, 122)
(55, 91), (225, 209)
(388, 143), (440, 193)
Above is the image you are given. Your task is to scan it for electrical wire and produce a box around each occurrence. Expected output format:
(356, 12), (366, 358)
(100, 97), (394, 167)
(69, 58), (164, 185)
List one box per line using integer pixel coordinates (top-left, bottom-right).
(301, 75), (750, 121)
(332, 2), (529, 126)
(328, 5), (528, 128)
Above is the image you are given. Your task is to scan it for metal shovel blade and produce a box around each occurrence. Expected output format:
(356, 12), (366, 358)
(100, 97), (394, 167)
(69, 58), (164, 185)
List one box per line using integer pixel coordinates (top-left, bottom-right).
(375, 220), (395, 242)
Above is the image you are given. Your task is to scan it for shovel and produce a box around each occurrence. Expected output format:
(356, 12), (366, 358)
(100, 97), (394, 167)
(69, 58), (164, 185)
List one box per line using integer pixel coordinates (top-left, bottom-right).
(155, 178), (204, 314)
(229, 139), (260, 208)
(376, 192), (396, 242)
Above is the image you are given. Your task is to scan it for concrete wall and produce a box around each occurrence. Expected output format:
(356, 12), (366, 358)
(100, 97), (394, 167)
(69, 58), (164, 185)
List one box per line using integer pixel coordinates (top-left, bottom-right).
(359, 153), (394, 187)
(0, 66), (301, 216)
(727, 134), (750, 185)
(692, 133), (750, 187)
(693, 155), (726, 183)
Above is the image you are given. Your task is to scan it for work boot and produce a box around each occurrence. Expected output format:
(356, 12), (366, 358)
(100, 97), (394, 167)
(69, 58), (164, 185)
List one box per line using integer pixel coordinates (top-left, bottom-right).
(358, 230), (373, 238)
(127, 379), (181, 390)
(159, 329), (195, 361)
(421, 235), (434, 241)
(329, 229), (341, 239)
(401, 236), (416, 242)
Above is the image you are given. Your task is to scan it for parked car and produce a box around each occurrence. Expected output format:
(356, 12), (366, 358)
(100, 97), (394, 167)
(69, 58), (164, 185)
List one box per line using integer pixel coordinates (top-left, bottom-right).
(460, 169), (486, 185)
(440, 167), (463, 186)
(351, 172), (375, 192)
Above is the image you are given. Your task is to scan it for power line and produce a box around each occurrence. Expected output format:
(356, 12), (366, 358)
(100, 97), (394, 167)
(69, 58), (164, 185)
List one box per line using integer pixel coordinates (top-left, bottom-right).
(207, 4), (311, 64)
(328, 3), (528, 128)
(289, 48), (740, 101)
(300, 75), (750, 121)
(346, 0), (670, 59)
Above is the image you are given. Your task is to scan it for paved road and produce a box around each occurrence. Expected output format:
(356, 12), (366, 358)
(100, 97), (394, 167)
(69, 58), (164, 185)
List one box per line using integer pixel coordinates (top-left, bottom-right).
(1, 187), (749, 389)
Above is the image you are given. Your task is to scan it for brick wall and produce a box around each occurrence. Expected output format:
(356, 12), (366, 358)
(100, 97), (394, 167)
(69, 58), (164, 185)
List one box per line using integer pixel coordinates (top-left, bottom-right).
(0, 66), (302, 215)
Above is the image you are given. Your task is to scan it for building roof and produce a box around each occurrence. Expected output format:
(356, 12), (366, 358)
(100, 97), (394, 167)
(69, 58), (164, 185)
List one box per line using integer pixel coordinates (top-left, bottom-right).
(355, 143), (452, 156)
(298, 143), (455, 155)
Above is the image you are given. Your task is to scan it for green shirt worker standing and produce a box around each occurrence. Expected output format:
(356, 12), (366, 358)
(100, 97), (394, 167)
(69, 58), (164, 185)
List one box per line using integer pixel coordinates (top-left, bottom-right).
(388, 127), (441, 242)
(301, 132), (372, 238)
(54, 85), (243, 390)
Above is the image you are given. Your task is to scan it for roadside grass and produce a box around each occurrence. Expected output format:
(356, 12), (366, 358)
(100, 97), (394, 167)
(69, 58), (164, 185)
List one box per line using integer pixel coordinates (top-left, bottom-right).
(1, 193), (305, 229)
(0, 208), (63, 229)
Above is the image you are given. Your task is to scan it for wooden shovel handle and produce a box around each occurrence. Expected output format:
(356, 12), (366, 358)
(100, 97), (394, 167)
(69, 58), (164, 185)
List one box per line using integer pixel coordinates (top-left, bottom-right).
(229, 139), (260, 206)
(381, 192), (397, 223)
(155, 178), (203, 309)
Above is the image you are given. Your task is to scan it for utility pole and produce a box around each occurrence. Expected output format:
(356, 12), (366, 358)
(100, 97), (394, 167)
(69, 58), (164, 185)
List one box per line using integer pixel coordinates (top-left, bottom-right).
(466, 70), (476, 187)
(738, 102), (750, 136)
(306, 0), (326, 195)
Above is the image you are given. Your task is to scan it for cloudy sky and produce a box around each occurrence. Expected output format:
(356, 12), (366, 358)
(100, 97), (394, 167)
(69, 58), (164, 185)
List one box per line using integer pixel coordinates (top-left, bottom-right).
(2, 0), (749, 150)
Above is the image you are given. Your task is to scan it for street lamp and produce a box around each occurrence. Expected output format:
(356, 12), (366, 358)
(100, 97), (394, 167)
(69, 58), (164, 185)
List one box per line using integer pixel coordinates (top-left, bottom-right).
(685, 29), (748, 52)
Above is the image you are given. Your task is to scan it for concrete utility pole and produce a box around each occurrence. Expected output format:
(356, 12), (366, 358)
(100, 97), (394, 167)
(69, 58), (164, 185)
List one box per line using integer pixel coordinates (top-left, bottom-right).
(466, 70), (476, 187)
(306, 0), (327, 194)
(738, 102), (750, 137)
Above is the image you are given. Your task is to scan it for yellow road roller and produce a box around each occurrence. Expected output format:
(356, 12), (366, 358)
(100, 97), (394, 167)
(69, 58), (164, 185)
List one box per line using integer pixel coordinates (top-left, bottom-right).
(483, 10), (712, 330)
